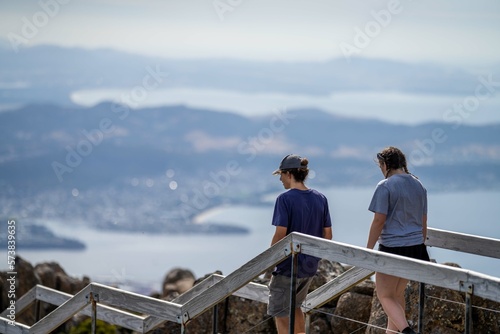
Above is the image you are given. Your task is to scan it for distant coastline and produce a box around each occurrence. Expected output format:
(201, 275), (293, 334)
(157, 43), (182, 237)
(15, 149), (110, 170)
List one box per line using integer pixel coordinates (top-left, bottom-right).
(0, 223), (86, 251)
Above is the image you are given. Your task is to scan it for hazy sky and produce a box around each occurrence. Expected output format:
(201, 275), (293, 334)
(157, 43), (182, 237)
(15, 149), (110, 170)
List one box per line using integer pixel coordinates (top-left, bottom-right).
(1, 0), (500, 68)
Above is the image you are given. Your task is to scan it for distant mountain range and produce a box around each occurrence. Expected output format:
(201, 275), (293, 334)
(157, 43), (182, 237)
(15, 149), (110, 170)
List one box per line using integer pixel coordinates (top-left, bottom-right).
(0, 44), (495, 108)
(1, 44), (499, 237)
(1, 103), (499, 192)
(1, 102), (499, 237)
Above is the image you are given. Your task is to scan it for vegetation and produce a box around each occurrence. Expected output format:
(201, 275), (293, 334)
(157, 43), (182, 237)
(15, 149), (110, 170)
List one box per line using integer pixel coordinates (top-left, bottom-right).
(69, 318), (117, 334)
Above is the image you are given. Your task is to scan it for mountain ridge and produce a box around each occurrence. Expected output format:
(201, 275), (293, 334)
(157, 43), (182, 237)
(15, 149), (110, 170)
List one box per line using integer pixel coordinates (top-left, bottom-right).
(1, 102), (499, 233)
(0, 44), (491, 109)
(1, 102), (499, 190)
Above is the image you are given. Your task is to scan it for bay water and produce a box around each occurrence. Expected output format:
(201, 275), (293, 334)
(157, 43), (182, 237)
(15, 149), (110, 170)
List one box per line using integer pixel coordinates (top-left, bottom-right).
(6, 187), (500, 294)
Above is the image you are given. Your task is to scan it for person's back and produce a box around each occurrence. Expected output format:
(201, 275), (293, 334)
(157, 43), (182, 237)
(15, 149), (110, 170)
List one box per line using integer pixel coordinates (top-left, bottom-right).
(267, 154), (332, 334)
(272, 188), (330, 277)
(371, 173), (427, 247)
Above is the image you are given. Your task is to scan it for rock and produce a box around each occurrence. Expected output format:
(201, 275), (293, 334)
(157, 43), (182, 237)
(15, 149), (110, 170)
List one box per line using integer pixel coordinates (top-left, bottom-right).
(406, 280), (465, 333)
(33, 262), (59, 289)
(0, 256), (40, 325)
(309, 260), (348, 309)
(35, 261), (90, 294)
(162, 267), (196, 300)
(349, 279), (375, 296)
(310, 260), (346, 291)
(309, 314), (332, 334)
(193, 270), (223, 285)
(331, 292), (372, 334)
(31, 261), (89, 330)
(471, 295), (500, 334)
(149, 321), (182, 334)
(308, 307), (334, 333)
(215, 295), (275, 334)
(0, 256), (90, 330)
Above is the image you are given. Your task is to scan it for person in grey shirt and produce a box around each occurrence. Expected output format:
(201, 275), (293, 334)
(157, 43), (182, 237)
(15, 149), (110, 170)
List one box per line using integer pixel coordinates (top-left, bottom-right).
(367, 146), (430, 334)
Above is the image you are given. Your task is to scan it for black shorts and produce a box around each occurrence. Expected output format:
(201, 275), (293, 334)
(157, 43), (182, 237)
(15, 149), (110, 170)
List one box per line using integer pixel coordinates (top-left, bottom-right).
(378, 243), (430, 262)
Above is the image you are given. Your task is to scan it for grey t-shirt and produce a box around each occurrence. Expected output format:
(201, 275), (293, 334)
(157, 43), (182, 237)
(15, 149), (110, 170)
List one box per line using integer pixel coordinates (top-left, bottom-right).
(368, 174), (427, 247)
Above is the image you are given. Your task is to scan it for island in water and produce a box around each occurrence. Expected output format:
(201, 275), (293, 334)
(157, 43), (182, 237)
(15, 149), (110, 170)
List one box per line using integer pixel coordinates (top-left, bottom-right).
(1, 223), (86, 250)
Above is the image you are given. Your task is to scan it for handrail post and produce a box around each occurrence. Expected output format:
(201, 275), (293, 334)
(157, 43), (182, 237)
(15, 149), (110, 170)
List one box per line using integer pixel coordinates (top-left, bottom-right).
(179, 312), (189, 334)
(305, 313), (311, 334)
(289, 251), (298, 334)
(418, 282), (425, 333)
(463, 283), (474, 334)
(90, 292), (97, 334)
(212, 303), (218, 334)
(34, 299), (41, 322)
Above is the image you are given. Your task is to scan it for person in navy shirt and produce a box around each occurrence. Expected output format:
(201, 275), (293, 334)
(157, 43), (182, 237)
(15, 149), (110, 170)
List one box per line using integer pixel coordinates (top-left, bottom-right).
(267, 154), (332, 334)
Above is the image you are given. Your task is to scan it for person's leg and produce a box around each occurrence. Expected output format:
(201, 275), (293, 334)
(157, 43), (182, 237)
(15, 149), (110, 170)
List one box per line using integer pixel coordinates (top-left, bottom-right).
(271, 276), (312, 334)
(275, 316), (289, 334)
(376, 272), (410, 332)
(294, 307), (306, 334)
(395, 276), (409, 316)
(387, 318), (399, 334)
(274, 308), (306, 334)
(395, 276), (411, 333)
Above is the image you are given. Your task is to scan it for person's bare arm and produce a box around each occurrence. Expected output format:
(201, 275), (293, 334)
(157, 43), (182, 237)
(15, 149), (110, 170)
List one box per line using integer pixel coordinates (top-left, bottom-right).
(422, 214), (428, 242)
(366, 212), (386, 249)
(270, 226), (288, 246)
(323, 226), (332, 240)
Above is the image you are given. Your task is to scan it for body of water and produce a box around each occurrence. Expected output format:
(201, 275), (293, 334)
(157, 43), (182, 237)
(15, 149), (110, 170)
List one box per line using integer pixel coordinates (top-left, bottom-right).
(69, 88), (500, 126)
(6, 187), (500, 293)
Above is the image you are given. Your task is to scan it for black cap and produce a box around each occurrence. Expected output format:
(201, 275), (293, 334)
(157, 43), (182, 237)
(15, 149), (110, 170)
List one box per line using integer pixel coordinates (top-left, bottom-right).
(272, 154), (306, 175)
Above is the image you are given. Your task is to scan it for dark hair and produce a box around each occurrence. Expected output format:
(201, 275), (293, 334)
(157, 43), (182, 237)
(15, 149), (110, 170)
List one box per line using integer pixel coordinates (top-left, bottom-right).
(283, 158), (309, 182)
(377, 147), (414, 178)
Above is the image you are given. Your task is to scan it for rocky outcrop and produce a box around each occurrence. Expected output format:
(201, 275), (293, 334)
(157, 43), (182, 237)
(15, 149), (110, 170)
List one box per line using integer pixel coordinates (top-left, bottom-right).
(0, 256), (90, 330)
(331, 292), (373, 333)
(1, 257), (499, 334)
(0, 257), (39, 325)
(35, 261), (90, 295)
(162, 267), (196, 300)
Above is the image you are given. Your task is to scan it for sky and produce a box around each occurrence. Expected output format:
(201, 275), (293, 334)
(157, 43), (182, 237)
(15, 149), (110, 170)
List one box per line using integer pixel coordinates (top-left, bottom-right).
(1, 0), (500, 125)
(1, 0), (500, 67)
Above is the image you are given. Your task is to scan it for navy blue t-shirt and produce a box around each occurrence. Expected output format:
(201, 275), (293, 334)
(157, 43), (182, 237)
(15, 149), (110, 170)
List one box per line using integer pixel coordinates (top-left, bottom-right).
(272, 188), (332, 278)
